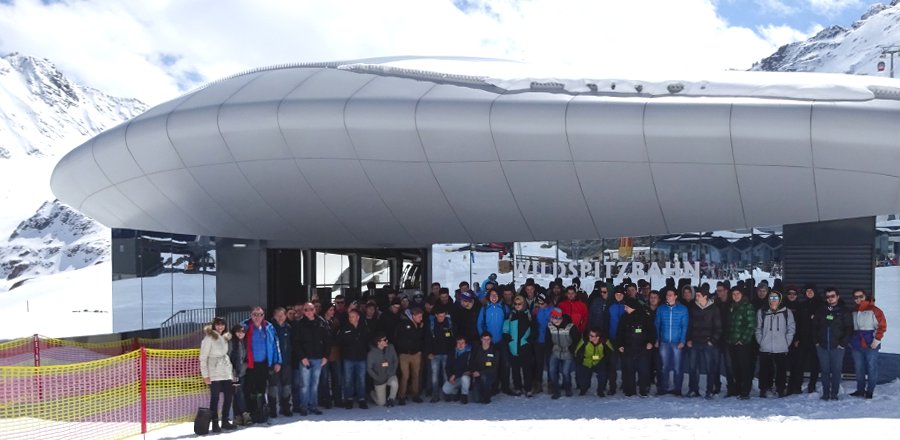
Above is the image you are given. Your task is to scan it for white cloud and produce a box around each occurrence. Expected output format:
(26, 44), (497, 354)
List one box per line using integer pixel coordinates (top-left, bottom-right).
(757, 23), (819, 47)
(806, 0), (863, 17)
(0, 0), (804, 105)
(755, 0), (800, 16)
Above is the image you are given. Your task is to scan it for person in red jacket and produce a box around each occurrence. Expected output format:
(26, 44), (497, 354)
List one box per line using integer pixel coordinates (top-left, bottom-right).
(559, 285), (589, 334)
(850, 289), (888, 399)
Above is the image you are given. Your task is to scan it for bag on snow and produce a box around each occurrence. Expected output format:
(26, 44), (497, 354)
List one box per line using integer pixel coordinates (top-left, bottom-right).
(193, 407), (212, 435)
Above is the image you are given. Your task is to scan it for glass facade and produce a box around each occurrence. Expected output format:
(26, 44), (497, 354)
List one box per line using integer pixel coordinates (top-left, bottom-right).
(111, 229), (216, 332)
(432, 230), (784, 293)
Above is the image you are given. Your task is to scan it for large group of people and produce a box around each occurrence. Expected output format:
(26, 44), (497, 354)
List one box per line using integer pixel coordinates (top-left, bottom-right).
(198, 276), (888, 432)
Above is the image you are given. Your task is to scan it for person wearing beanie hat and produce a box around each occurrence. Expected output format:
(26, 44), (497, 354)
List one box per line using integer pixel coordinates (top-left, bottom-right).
(615, 296), (656, 397)
(531, 292), (555, 395)
(605, 287), (627, 395)
(755, 290), (795, 398)
(547, 307), (580, 399)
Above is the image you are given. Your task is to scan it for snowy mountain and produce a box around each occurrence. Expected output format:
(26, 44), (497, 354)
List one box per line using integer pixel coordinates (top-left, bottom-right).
(753, 1), (900, 75)
(0, 52), (147, 293)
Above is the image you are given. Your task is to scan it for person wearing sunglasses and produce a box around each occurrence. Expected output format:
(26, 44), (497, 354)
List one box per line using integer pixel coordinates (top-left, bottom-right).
(813, 288), (853, 401)
(503, 295), (534, 397)
(849, 289), (887, 399)
(754, 291), (795, 398)
(241, 306), (282, 421)
(367, 333), (399, 407)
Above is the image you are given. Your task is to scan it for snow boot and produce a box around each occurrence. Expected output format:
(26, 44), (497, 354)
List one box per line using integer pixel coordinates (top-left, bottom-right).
(221, 418), (236, 431)
(211, 417), (221, 433)
(280, 397), (292, 417)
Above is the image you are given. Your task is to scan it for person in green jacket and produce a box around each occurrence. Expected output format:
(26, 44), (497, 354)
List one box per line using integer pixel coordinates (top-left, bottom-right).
(574, 327), (615, 397)
(727, 288), (757, 399)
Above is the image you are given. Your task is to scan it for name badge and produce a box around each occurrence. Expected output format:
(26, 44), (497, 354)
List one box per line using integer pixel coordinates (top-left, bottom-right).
(381, 362), (389, 367)
(635, 328), (643, 334)
(826, 315), (834, 321)
(592, 355), (600, 360)
(445, 331), (451, 337)
(485, 361), (493, 366)
(487, 353), (494, 357)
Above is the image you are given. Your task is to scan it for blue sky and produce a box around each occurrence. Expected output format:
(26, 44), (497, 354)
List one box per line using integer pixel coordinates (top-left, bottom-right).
(714, 0), (870, 33)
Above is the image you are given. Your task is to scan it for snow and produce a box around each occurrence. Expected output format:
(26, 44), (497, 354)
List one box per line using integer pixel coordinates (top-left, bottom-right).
(0, 261), (111, 339)
(139, 379), (900, 440)
(338, 57), (900, 101)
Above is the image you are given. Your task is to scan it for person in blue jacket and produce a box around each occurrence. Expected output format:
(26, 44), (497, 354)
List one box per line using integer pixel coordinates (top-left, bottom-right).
(655, 287), (689, 396)
(532, 293), (554, 394)
(477, 289), (511, 394)
(241, 306), (283, 418)
(606, 287), (626, 395)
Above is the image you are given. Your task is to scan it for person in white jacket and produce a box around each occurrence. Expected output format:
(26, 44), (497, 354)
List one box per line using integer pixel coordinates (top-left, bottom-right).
(200, 317), (236, 432)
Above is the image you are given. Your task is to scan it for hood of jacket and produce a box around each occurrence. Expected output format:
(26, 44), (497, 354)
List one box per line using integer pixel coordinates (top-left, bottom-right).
(203, 324), (232, 341)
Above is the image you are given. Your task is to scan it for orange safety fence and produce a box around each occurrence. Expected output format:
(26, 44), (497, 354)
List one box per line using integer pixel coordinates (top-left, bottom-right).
(0, 348), (206, 440)
(0, 333), (205, 367)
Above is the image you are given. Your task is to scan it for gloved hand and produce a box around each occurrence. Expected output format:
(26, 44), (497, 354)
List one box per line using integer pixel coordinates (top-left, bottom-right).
(872, 339), (881, 349)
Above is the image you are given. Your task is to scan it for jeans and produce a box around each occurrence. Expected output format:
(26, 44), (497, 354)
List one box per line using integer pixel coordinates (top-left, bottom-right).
(298, 359), (323, 410)
(318, 359), (342, 406)
(430, 355), (448, 394)
(291, 367), (303, 409)
(441, 374), (472, 396)
(688, 343), (720, 394)
(575, 360), (608, 393)
(342, 360), (367, 401)
(716, 343), (733, 394)
(658, 342), (684, 393)
(816, 346), (845, 398)
(548, 354), (574, 392)
(851, 347), (880, 394)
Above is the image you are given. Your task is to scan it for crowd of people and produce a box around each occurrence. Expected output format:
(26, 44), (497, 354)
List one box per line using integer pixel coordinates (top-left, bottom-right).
(197, 277), (888, 432)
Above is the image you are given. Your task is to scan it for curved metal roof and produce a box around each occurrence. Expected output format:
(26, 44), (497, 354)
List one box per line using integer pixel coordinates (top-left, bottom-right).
(51, 58), (900, 247)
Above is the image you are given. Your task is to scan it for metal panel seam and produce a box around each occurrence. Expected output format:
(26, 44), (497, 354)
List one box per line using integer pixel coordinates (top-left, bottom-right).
(641, 101), (670, 233)
(728, 103), (750, 229)
(563, 95), (601, 239)
(489, 93), (536, 241)
(413, 83), (474, 243)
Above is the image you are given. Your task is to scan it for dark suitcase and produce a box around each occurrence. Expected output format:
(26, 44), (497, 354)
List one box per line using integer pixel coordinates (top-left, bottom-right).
(194, 407), (212, 435)
(251, 394), (269, 424)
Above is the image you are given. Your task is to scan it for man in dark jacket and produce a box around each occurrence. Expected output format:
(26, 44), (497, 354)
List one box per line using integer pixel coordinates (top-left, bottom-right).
(471, 332), (500, 404)
(714, 282), (733, 396)
(814, 287), (853, 400)
(338, 309), (370, 409)
(783, 287), (803, 395)
(380, 298), (403, 339)
(292, 303), (331, 415)
(794, 284), (821, 394)
(394, 307), (426, 405)
(442, 335), (474, 403)
(616, 297), (656, 397)
(686, 289), (722, 397)
(427, 306), (456, 402)
(452, 291), (481, 343)
(267, 308), (293, 417)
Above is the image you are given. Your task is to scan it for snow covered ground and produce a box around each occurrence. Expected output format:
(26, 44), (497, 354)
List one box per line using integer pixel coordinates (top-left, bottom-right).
(140, 378), (900, 440)
(0, 261), (111, 339)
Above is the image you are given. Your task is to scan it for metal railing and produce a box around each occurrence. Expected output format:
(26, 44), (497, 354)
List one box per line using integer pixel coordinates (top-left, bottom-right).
(159, 306), (252, 348)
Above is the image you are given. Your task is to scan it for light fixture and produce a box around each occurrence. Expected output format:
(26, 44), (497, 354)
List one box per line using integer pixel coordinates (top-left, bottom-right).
(233, 243), (247, 248)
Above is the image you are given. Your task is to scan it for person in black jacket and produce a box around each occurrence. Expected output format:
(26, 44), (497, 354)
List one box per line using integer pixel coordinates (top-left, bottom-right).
(292, 303), (331, 415)
(686, 290), (722, 398)
(442, 335), (474, 403)
(471, 332), (500, 404)
(338, 309), (370, 409)
(452, 292), (481, 343)
(794, 284), (821, 394)
(813, 288), (853, 400)
(394, 308), (426, 405)
(427, 306), (456, 402)
(615, 297), (656, 397)
(783, 287), (803, 395)
(713, 281), (733, 396)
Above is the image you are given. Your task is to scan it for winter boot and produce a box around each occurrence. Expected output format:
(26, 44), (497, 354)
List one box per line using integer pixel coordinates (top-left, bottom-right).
(221, 418), (236, 431)
(849, 390), (866, 398)
(211, 417), (221, 433)
(268, 400), (278, 418)
(242, 411), (253, 426)
(280, 397), (293, 417)
(358, 400), (368, 409)
(550, 385), (560, 400)
(232, 413), (243, 426)
(460, 395), (468, 404)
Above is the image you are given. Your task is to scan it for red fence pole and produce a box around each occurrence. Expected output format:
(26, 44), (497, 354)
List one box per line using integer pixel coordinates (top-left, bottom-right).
(140, 347), (148, 434)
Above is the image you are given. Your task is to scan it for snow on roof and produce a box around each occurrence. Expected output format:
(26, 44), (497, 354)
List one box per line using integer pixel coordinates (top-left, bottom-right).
(335, 57), (900, 102)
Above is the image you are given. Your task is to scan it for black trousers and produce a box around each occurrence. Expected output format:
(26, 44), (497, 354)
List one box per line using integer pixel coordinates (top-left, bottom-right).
(509, 351), (534, 391)
(729, 344), (753, 397)
(620, 351), (650, 396)
(758, 352), (787, 393)
(606, 349), (620, 392)
(533, 342), (550, 388)
(209, 380), (234, 419)
(245, 362), (269, 410)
